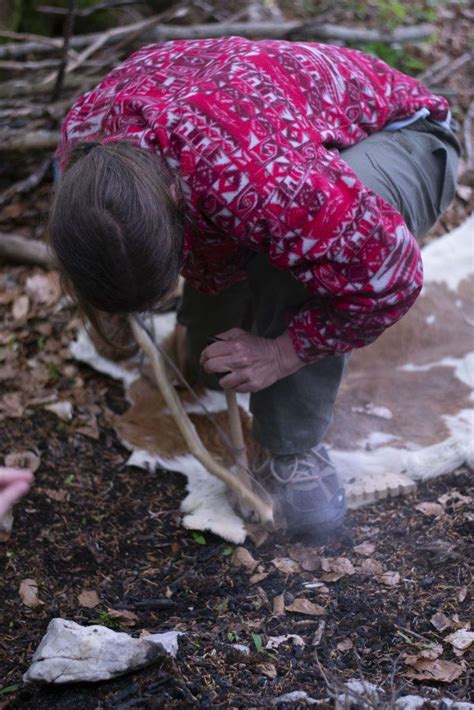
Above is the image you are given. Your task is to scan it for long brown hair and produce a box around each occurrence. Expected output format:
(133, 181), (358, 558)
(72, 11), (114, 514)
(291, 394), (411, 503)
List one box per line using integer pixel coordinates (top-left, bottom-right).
(48, 141), (184, 345)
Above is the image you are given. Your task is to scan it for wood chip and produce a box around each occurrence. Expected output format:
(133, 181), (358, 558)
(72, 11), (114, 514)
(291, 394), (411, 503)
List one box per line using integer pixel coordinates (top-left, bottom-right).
(312, 620), (326, 647)
(272, 593), (285, 616)
(285, 598), (326, 616)
(337, 638), (354, 652)
(78, 590), (100, 608)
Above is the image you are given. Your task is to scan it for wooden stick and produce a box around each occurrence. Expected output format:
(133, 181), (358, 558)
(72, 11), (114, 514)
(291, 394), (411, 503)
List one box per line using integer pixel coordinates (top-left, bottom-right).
(0, 233), (56, 268)
(129, 316), (274, 525)
(0, 20), (435, 59)
(0, 129), (60, 152)
(224, 389), (251, 492)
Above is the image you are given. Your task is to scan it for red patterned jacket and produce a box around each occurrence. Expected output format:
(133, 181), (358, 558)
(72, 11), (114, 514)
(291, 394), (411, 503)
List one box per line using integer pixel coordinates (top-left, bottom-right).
(57, 37), (449, 362)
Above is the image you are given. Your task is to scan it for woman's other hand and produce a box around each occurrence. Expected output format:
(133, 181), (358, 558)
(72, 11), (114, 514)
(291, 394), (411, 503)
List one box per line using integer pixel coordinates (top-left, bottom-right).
(0, 468), (33, 517)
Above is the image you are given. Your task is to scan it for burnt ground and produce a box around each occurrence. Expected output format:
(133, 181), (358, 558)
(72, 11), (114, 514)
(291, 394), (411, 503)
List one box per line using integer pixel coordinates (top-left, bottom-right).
(0, 360), (472, 708)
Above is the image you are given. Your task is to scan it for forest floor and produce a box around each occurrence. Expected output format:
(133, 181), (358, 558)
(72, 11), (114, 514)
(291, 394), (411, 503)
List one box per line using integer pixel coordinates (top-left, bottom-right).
(1, 0), (473, 708)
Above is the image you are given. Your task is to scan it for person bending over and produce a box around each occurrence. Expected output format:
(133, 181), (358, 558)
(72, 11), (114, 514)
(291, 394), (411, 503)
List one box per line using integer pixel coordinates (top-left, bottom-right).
(49, 37), (459, 537)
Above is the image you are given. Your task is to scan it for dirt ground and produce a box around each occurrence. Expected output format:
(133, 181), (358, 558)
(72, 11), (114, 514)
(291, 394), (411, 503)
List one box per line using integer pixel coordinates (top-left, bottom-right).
(1, 0), (473, 707)
(0, 388), (472, 708)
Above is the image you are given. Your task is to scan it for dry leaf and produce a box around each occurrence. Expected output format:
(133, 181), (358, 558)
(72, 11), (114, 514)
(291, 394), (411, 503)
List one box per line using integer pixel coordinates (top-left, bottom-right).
(285, 598), (326, 616)
(378, 571), (400, 587)
(359, 558), (384, 576)
(42, 488), (68, 503)
(273, 593), (285, 616)
(415, 502), (445, 517)
(288, 544), (321, 572)
(337, 638), (354, 652)
(258, 662), (277, 679)
(430, 612), (452, 632)
(12, 295), (30, 321)
(25, 272), (61, 306)
(266, 634), (305, 651)
(312, 620), (326, 647)
(19, 578), (43, 608)
(445, 628), (474, 651)
(250, 571), (270, 585)
(5, 450), (40, 473)
(78, 590), (100, 608)
(106, 608), (139, 626)
(458, 586), (468, 603)
(271, 557), (301, 574)
(437, 490), (472, 509)
(406, 644), (443, 661)
(320, 557), (355, 582)
(44, 401), (73, 422)
(232, 546), (259, 573)
(353, 542), (376, 556)
(403, 658), (464, 683)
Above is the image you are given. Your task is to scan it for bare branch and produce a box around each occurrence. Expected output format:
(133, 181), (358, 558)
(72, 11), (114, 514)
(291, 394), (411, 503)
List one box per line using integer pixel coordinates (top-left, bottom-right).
(0, 233), (56, 268)
(0, 129), (60, 152)
(0, 19), (436, 60)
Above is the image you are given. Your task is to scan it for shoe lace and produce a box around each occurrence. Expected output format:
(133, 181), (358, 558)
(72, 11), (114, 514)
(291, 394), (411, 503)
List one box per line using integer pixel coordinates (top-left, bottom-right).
(269, 448), (330, 485)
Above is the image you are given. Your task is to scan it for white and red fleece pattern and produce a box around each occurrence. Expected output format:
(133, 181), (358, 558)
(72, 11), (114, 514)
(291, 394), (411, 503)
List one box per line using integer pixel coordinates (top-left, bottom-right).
(57, 37), (449, 362)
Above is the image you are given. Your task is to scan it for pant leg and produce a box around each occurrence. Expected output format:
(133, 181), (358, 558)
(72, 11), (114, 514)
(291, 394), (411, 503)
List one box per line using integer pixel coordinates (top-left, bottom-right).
(176, 279), (252, 389)
(247, 254), (348, 455)
(336, 117), (460, 239)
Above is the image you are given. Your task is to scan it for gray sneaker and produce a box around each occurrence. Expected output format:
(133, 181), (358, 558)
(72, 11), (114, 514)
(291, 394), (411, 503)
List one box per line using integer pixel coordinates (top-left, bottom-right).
(253, 445), (346, 537)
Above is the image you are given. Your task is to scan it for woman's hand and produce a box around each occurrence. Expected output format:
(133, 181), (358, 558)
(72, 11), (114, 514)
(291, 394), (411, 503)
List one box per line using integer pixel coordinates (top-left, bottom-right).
(200, 328), (305, 393)
(0, 468), (33, 517)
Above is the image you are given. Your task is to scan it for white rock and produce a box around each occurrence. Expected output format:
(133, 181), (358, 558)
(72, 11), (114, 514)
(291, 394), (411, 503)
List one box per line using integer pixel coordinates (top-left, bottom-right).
(23, 618), (182, 684)
(336, 680), (382, 708)
(272, 690), (322, 705)
(396, 697), (474, 710)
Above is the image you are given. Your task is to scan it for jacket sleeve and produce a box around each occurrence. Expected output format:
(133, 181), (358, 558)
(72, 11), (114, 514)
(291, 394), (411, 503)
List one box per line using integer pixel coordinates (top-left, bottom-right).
(234, 143), (423, 363)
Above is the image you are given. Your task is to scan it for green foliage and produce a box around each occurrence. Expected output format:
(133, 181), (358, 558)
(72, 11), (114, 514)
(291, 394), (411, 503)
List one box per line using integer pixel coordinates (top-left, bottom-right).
(251, 632), (263, 653)
(191, 530), (207, 545)
(0, 684), (21, 697)
(17, 0), (118, 37)
(357, 41), (426, 76)
(221, 545), (233, 556)
(89, 611), (124, 631)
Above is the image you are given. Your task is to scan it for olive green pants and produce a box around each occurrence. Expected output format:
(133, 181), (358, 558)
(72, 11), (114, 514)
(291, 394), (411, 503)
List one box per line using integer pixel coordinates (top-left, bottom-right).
(177, 118), (460, 455)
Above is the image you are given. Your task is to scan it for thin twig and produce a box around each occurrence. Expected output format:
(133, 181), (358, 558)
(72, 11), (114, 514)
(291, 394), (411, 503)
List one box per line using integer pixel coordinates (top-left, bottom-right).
(51, 0), (76, 102)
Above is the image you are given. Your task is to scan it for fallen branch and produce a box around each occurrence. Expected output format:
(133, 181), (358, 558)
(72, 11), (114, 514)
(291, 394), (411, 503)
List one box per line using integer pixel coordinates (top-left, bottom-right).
(0, 233), (56, 268)
(0, 19), (435, 59)
(0, 130), (60, 152)
(151, 20), (435, 43)
(0, 74), (102, 99)
(129, 315), (274, 526)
